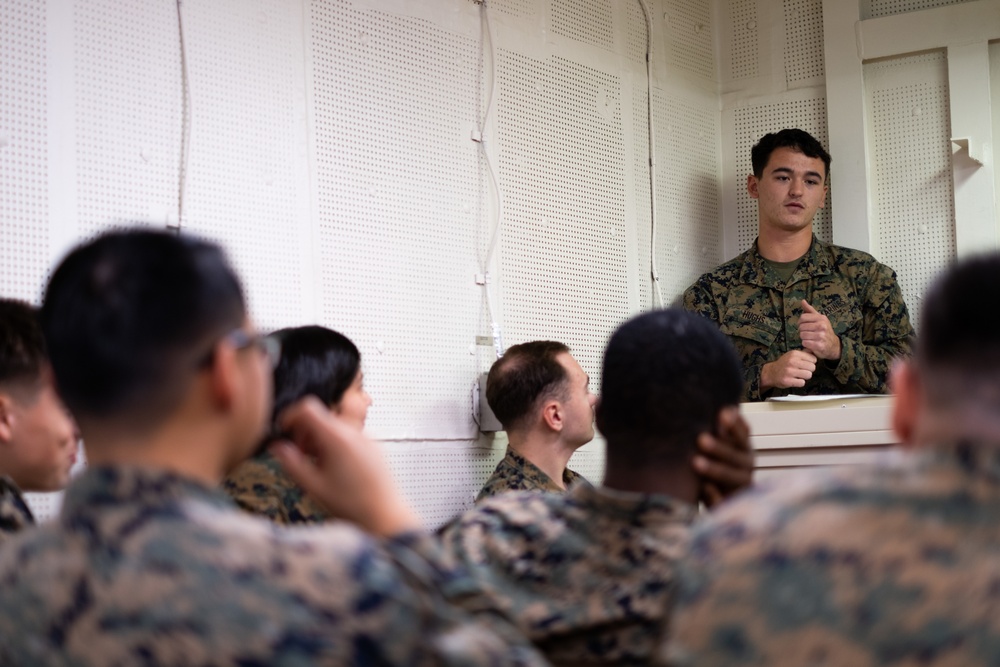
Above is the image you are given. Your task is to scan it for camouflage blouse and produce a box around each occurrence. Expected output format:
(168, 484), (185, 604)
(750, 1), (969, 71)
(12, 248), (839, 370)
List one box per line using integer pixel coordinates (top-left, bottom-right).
(0, 475), (34, 546)
(443, 482), (696, 665)
(222, 450), (329, 525)
(683, 236), (914, 401)
(476, 445), (585, 502)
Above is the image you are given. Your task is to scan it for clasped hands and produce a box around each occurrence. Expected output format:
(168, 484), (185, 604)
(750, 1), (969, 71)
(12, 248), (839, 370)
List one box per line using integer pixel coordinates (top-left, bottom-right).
(761, 299), (841, 391)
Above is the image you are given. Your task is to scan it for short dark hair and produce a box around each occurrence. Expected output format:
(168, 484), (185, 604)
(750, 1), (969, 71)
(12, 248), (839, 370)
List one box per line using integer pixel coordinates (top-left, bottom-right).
(40, 228), (246, 427)
(0, 299), (47, 392)
(751, 128), (831, 180)
(486, 341), (570, 430)
(597, 309), (742, 468)
(265, 325), (360, 441)
(917, 253), (1000, 408)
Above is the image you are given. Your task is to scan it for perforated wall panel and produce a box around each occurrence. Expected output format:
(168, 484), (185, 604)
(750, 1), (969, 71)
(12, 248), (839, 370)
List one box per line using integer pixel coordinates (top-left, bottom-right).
(664, 0), (715, 80)
(732, 97), (832, 252)
(0, 0), (48, 303)
(783, 0), (824, 85)
(73, 0), (182, 237)
(309, 0), (484, 439)
(551, 0), (615, 51)
(864, 51), (954, 327)
(625, 0), (647, 65)
(179, 0), (308, 332)
(497, 50), (630, 384)
(655, 91), (723, 299)
(633, 89), (654, 309)
(862, 0), (977, 20)
(728, 0), (760, 80)
(489, 0), (536, 18)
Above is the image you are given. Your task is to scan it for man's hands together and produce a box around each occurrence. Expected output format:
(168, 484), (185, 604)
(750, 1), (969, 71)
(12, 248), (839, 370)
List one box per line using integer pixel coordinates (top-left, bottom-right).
(761, 300), (840, 391)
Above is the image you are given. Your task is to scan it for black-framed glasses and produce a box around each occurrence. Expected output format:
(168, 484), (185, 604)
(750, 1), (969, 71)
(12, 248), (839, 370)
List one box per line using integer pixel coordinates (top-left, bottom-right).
(200, 329), (281, 369)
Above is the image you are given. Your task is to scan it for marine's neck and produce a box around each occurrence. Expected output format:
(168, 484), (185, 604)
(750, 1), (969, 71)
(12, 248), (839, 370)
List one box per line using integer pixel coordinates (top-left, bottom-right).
(507, 430), (578, 489)
(756, 225), (813, 262)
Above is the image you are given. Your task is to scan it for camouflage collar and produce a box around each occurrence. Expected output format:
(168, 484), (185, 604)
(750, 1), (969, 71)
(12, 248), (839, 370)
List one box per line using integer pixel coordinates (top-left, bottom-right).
(915, 440), (1000, 482)
(0, 475), (35, 533)
(61, 465), (235, 520)
(740, 235), (833, 288)
(505, 445), (582, 491)
(570, 483), (697, 525)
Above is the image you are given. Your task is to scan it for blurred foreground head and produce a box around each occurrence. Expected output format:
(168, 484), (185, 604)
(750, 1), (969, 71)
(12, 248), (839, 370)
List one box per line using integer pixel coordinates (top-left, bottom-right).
(40, 229), (270, 470)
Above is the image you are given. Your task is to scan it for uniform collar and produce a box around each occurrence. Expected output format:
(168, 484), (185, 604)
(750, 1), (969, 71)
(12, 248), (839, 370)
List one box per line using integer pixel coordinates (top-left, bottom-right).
(504, 445), (580, 490)
(914, 440), (1000, 482)
(61, 465), (234, 521)
(569, 482), (697, 525)
(740, 235), (833, 288)
(0, 475), (35, 529)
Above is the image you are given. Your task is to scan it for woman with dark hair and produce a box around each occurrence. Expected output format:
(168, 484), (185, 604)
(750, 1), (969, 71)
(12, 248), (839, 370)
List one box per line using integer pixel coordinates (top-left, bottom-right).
(223, 325), (371, 525)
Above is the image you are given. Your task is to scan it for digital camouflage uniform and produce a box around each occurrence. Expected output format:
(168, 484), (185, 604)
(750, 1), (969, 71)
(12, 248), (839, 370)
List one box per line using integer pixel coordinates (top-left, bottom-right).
(0, 475), (34, 546)
(223, 450), (328, 525)
(661, 441), (1000, 667)
(442, 482), (696, 665)
(0, 465), (549, 667)
(476, 445), (585, 502)
(683, 236), (913, 401)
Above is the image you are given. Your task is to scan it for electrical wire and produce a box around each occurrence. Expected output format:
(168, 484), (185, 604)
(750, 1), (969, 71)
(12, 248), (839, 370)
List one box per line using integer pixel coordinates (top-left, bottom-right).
(176, 0), (192, 233)
(477, 0), (505, 358)
(637, 0), (665, 308)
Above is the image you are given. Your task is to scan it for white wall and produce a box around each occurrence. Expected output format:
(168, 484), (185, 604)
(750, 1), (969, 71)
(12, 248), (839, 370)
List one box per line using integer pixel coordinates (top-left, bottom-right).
(4, 0), (997, 525)
(2, 0), (722, 527)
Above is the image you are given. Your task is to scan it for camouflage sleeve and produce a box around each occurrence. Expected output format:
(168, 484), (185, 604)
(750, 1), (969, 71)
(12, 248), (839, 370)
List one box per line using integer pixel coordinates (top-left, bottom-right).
(381, 530), (550, 666)
(683, 282), (761, 401)
(829, 262), (914, 393)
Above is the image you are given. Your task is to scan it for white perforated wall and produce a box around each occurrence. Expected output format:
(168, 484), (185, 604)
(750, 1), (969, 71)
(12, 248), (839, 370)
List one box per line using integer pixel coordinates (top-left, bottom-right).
(783, 0), (824, 85)
(732, 97), (832, 251)
(73, 0), (182, 238)
(862, 0), (977, 20)
(655, 91), (723, 298)
(664, 0), (715, 80)
(179, 0), (309, 332)
(0, 0), (48, 303)
(728, 0), (760, 80)
(551, 0), (615, 51)
(308, 0), (484, 440)
(497, 50), (630, 382)
(864, 50), (955, 327)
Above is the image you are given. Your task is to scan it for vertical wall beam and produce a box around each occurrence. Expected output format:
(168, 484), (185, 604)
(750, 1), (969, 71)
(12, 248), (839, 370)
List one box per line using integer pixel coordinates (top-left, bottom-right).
(821, 0), (871, 253)
(947, 41), (998, 256)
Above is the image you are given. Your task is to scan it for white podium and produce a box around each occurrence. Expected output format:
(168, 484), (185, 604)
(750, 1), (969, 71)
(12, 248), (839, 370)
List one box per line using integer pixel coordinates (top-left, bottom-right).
(740, 396), (897, 480)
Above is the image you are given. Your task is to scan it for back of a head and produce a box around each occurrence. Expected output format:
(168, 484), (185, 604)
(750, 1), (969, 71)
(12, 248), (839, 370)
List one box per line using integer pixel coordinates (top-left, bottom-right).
(0, 299), (47, 395)
(486, 340), (570, 431)
(40, 228), (246, 431)
(918, 253), (1000, 410)
(598, 309), (742, 468)
(267, 325), (360, 432)
(751, 128), (832, 179)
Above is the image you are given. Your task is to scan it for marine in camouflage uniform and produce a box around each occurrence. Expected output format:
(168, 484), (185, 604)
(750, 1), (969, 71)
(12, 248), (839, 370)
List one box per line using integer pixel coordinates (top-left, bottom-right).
(476, 445), (585, 502)
(223, 450), (328, 525)
(442, 482), (695, 665)
(0, 475), (34, 546)
(0, 465), (549, 666)
(660, 440), (1000, 666)
(683, 235), (913, 401)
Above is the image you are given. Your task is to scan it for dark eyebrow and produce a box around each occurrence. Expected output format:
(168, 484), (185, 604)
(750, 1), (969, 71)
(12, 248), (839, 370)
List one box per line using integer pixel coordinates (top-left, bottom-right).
(771, 166), (824, 180)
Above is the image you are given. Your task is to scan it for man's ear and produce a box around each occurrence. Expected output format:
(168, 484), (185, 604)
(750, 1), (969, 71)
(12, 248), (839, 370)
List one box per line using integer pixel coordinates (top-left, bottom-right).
(747, 174), (760, 199)
(540, 400), (564, 433)
(0, 393), (14, 444)
(890, 360), (918, 447)
(206, 343), (238, 412)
